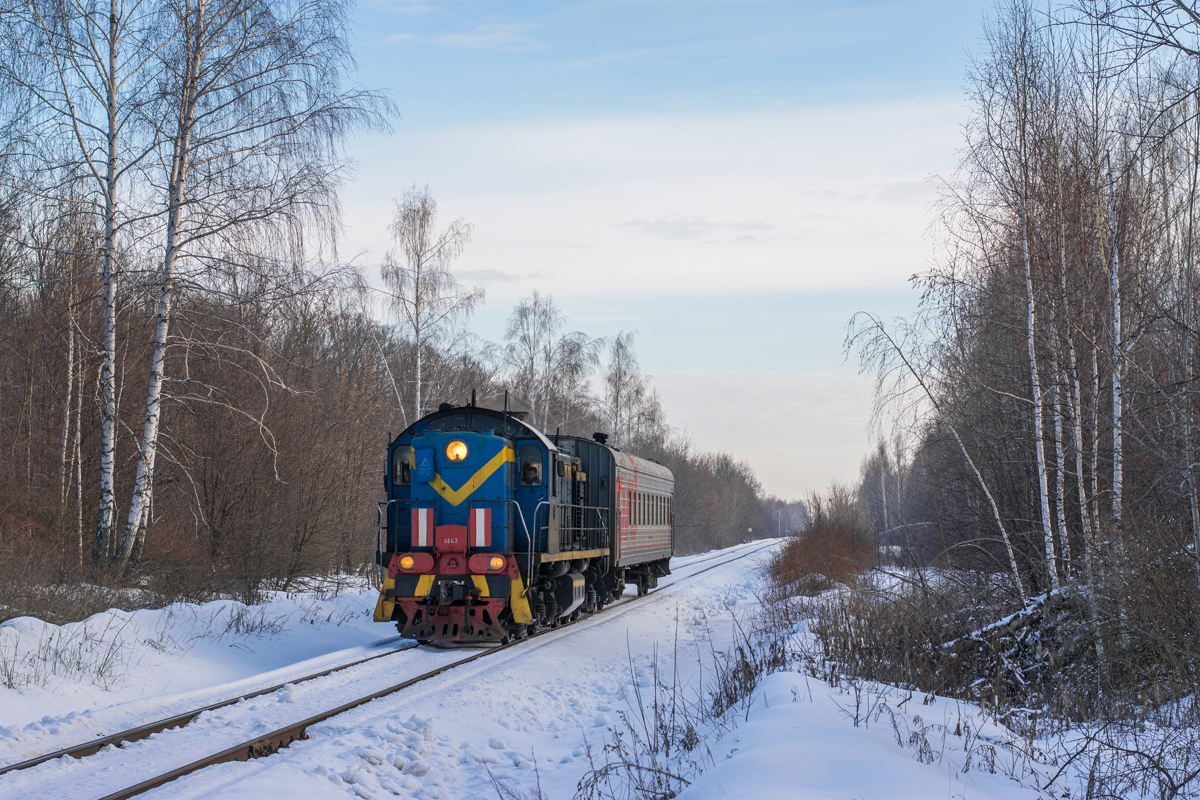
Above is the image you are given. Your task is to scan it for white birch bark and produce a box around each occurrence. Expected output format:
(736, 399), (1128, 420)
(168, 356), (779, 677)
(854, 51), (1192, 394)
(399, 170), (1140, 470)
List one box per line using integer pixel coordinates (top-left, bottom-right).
(93, 2), (121, 564)
(58, 271), (75, 516)
(1049, 324), (1070, 574)
(116, 2), (203, 570)
(74, 359), (84, 566)
(1021, 187), (1059, 590)
(1065, 296), (1105, 665)
(1108, 160), (1124, 534)
(415, 312), (423, 421)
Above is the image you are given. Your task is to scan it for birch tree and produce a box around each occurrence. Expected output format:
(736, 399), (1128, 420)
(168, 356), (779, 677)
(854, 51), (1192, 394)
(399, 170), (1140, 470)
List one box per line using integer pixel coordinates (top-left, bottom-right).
(111, 0), (389, 570)
(601, 331), (665, 450)
(381, 185), (481, 422)
(964, 0), (1060, 587)
(499, 290), (603, 432)
(0, 0), (164, 565)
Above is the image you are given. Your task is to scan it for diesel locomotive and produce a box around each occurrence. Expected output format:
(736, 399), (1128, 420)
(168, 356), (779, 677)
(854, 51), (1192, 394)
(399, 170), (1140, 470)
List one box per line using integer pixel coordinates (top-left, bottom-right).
(373, 395), (674, 644)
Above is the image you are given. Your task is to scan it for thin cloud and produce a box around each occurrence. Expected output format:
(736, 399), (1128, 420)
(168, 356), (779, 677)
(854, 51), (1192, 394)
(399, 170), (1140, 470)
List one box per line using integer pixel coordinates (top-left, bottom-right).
(618, 217), (774, 241)
(877, 181), (933, 205)
(387, 22), (543, 51)
(456, 269), (521, 284)
(378, 0), (435, 13)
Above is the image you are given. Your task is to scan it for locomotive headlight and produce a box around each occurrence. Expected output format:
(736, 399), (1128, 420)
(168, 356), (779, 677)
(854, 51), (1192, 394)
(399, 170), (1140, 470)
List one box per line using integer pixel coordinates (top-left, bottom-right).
(488, 556), (505, 571)
(445, 440), (468, 462)
(399, 555), (415, 571)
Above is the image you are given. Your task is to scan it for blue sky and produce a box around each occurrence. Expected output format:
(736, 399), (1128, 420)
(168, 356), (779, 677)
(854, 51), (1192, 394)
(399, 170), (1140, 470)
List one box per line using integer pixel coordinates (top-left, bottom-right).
(340, 0), (992, 499)
(352, 1), (987, 119)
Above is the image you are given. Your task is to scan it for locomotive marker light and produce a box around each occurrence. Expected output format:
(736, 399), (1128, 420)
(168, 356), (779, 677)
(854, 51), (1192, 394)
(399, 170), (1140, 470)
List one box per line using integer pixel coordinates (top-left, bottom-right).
(446, 439), (468, 462)
(399, 555), (415, 570)
(488, 556), (505, 571)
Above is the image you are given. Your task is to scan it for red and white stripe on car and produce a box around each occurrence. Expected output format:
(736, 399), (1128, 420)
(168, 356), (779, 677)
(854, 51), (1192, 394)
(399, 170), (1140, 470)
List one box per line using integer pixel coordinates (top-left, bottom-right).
(469, 507), (491, 547)
(412, 507), (434, 547)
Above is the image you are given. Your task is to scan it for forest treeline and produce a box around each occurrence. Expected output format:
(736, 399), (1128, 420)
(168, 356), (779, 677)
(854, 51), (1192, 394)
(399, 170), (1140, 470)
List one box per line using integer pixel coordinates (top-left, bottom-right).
(808, 0), (1200, 727)
(0, 3), (789, 620)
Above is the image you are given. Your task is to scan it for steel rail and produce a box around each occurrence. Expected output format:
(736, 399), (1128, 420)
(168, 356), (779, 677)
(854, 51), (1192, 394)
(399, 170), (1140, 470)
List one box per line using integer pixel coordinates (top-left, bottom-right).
(0, 639), (414, 777)
(13, 541), (776, 800)
(94, 542), (776, 800)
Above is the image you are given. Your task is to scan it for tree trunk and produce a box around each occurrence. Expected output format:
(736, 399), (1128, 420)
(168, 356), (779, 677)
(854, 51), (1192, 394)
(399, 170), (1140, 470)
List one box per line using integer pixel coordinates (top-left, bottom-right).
(1022, 186), (1059, 590)
(93, 0), (121, 567)
(116, 5), (202, 571)
(1108, 159), (1124, 535)
(59, 274), (75, 519)
(75, 359), (84, 566)
(1049, 328), (1070, 575)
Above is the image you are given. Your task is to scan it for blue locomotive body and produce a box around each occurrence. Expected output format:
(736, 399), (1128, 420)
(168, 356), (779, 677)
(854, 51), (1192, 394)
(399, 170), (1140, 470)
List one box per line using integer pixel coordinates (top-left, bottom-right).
(373, 399), (673, 643)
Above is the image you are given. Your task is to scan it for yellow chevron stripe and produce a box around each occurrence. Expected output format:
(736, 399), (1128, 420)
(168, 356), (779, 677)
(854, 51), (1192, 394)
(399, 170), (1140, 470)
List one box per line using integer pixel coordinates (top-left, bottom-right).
(429, 447), (514, 506)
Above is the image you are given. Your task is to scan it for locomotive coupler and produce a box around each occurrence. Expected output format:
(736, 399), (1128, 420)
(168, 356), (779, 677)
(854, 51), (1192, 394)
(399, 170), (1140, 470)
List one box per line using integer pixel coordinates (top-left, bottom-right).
(436, 579), (466, 605)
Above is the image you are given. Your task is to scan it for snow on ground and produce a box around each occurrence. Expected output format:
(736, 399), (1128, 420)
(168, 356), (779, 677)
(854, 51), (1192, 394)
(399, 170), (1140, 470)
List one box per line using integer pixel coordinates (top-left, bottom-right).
(0, 543), (1056, 799)
(677, 672), (1045, 800)
(0, 581), (409, 763)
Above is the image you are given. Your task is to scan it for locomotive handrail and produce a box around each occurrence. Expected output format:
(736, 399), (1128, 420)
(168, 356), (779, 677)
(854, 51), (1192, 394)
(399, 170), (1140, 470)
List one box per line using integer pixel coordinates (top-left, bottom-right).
(373, 499), (399, 591)
(532, 499), (551, 554)
(546, 502), (609, 552)
(502, 499), (536, 585)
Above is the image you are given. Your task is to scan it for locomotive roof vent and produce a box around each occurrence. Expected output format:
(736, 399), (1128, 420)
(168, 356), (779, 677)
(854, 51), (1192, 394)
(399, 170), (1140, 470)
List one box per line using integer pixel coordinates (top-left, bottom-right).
(592, 432), (608, 444)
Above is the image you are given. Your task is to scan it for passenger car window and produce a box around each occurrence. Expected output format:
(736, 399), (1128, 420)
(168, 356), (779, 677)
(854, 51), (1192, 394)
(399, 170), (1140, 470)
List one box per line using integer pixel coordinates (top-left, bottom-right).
(520, 445), (542, 486)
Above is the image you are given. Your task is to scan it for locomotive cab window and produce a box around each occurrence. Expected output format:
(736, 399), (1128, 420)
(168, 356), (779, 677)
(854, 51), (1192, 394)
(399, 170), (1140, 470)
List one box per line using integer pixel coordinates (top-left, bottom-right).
(520, 445), (542, 486)
(392, 447), (411, 486)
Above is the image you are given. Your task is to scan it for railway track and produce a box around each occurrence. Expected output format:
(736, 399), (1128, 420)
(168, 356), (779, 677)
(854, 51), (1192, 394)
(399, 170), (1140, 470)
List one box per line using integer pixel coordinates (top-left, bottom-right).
(2, 541), (776, 800)
(0, 641), (416, 778)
